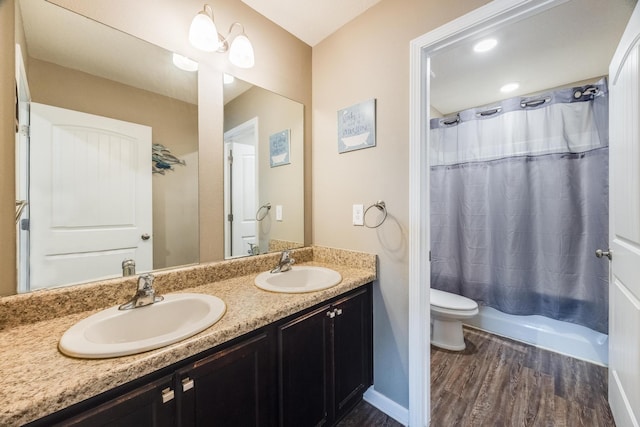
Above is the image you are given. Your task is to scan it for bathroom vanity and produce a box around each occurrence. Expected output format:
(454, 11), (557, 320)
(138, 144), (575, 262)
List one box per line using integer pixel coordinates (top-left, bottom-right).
(0, 247), (376, 426)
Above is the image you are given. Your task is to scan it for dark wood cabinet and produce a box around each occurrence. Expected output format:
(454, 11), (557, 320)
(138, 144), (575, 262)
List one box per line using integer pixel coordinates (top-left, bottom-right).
(31, 284), (372, 427)
(278, 286), (372, 427)
(332, 288), (373, 421)
(177, 331), (274, 427)
(278, 304), (332, 427)
(52, 374), (175, 427)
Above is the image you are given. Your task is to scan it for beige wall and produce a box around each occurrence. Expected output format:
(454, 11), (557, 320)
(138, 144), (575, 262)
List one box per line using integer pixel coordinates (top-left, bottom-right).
(224, 86), (305, 254)
(0, 0), (16, 296)
(27, 58), (199, 271)
(312, 0), (490, 407)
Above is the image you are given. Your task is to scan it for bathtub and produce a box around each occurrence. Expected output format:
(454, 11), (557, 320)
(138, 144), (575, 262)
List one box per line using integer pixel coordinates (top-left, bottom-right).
(463, 306), (608, 366)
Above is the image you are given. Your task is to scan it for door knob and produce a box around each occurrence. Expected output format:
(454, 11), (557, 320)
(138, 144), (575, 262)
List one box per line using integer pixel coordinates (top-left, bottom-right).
(595, 249), (612, 260)
(141, 233), (151, 241)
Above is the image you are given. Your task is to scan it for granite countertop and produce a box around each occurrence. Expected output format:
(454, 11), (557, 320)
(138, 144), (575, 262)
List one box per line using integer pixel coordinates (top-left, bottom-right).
(0, 252), (376, 426)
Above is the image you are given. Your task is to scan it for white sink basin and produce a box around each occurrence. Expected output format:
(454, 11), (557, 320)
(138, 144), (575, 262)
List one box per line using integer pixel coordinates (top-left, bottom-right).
(59, 293), (226, 359)
(254, 266), (342, 293)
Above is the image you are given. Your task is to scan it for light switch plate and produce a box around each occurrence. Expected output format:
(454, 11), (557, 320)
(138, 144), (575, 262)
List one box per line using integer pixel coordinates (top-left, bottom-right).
(276, 205), (283, 221)
(353, 204), (364, 226)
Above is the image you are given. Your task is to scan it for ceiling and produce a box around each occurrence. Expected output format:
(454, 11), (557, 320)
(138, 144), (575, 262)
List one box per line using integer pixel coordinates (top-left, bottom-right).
(20, 0), (637, 114)
(241, 0), (635, 115)
(429, 0), (637, 115)
(241, 0), (383, 46)
(19, 0), (198, 105)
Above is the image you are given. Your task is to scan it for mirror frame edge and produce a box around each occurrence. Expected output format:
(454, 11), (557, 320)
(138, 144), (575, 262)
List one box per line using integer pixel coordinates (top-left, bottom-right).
(1, 0), (17, 297)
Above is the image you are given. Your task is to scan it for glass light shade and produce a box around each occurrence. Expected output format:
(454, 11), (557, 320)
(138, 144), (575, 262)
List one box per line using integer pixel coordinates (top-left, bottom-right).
(228, 34), (255, 68)
(172, 53), (198, 72)
(189, 11), (219, 52)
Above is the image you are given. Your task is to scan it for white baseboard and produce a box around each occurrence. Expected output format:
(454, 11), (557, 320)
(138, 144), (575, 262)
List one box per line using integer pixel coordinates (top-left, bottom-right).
(363, 386), (409, 426)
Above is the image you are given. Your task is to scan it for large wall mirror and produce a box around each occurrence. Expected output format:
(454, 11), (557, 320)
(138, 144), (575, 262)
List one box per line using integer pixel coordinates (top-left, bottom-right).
(13, 0), (305, 295)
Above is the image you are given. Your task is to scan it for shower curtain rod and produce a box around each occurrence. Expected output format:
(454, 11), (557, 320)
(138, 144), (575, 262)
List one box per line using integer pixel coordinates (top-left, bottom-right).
(434, 80), (606, 129)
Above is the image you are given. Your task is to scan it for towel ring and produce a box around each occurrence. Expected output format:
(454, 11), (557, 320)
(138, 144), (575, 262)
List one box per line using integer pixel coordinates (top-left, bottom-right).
(256, 203), (271, 221)
(364, 200), (387, 228)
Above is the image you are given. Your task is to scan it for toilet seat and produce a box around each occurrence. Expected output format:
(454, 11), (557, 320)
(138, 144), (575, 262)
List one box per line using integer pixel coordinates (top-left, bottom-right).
(430, 288), (477, 311)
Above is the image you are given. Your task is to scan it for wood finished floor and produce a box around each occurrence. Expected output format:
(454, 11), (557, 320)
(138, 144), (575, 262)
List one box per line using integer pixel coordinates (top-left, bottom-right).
(430, 327), (614, 427)
(337, 401), (404, 427)
(339, 327), (614, 426)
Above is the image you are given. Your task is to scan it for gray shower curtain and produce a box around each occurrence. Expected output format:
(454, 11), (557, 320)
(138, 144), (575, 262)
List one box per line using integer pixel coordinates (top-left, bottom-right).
(430, 80), (609, 333)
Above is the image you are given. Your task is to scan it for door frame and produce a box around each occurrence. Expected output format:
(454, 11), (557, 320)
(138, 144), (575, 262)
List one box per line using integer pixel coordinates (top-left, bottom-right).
(15, 43), (31, 293)
(408, 0), (567, 424)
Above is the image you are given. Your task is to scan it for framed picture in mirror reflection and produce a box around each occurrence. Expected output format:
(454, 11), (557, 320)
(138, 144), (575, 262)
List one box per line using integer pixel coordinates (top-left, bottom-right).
(270, 129), (291, 167)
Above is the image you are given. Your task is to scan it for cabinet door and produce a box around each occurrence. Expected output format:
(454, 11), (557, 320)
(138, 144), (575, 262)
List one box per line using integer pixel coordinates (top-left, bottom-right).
(278, 304), (332, 427)
(53, 375), (175, 427)
(177, 331), (273, 427)
(332, 287), (373, 421)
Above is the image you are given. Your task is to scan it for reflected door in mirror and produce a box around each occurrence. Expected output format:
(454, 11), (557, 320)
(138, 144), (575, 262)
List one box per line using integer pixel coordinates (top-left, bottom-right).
(29, 103), (152, 290)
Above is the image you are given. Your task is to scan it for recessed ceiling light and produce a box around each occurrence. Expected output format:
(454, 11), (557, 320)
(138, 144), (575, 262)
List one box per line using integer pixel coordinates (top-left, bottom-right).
(500, 82), (520, 93)
(473, 38), (497, 53)
(172, 53), (198, 72)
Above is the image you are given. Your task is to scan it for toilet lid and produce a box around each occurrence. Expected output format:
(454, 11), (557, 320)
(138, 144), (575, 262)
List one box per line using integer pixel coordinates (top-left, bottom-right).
(430, 288), (478, 311)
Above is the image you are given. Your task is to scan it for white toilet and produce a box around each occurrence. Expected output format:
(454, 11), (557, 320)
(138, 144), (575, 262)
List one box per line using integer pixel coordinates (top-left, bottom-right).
(430, 288), (479, 351)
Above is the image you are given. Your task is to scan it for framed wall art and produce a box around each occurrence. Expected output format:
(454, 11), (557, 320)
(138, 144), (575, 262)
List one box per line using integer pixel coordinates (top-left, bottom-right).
(337, 98), (376, 153)
(269, 129), (291, 167)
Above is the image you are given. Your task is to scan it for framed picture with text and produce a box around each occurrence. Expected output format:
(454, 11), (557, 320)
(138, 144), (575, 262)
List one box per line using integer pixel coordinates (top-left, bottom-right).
(269, 129), (291, 167)
(337, 98), (376, 153)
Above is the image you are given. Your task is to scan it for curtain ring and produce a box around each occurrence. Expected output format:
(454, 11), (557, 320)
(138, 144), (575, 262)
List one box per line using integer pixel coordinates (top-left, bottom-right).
(364, 200), (387, 228)
(256, 203), (271, 221)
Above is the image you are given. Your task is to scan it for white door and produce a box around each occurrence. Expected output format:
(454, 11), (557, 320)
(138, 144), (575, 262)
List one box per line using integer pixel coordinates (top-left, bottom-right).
(29, 103), (152, 290)
(224, 119), (257, 258)
(608, 3), (640, 426)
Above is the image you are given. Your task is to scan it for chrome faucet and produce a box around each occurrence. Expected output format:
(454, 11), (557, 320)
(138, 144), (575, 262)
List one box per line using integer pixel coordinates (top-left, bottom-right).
(248, 243), (260, 256)
(271, 250), (295, 273)
(119, 274), (163, 310)
(122, 259), (136, 276)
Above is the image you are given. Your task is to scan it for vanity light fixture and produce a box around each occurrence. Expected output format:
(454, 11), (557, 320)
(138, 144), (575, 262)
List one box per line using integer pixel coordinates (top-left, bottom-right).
(189, 5), (220, 52)
(172, 53), (199, 72)
(189, 4), (255, 69)
(473, 38), (497, 53)
(500, 82), (520, 93)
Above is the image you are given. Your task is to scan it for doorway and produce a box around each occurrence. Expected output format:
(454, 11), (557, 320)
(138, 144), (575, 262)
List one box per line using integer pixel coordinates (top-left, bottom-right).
(223, 117), (259, 258)
(407, 0), (620, 424)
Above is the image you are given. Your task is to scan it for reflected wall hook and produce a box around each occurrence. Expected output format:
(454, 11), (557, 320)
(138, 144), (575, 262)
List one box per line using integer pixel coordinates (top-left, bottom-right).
(364, 200), (388, 228)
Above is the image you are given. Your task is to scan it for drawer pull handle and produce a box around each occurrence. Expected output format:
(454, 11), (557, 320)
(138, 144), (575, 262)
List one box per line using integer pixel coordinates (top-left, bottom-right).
(162, 387), (175, 403)
(182, 377), (194, 392)
(335, 308), (343, 316)
(326, 310), (336, 318)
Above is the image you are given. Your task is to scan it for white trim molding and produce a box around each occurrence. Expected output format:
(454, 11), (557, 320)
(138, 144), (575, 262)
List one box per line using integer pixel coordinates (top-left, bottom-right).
(407, 0), (567, 425)
(364, 386), (409, 426)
